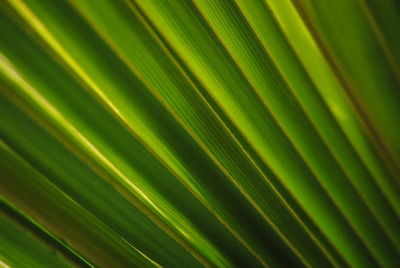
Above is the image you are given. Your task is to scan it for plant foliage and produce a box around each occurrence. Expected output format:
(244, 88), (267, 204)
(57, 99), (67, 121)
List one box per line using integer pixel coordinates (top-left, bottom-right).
(1, 0), (400, 267)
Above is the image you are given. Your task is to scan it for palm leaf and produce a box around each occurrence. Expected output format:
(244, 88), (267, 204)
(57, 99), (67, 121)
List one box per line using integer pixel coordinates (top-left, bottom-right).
(1, 0), (399, 267)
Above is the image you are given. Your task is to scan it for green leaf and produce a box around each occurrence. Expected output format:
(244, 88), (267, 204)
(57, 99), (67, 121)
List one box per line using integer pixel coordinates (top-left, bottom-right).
(1, 0), (399, 267)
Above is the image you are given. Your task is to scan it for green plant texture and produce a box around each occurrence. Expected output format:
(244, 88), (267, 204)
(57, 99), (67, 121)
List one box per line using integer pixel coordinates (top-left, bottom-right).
(1, 0), (400, 267)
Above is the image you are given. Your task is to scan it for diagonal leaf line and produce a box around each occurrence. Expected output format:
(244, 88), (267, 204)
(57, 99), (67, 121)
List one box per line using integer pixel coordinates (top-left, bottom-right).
(230, 0), (400, 252)
(0, 140), (162, 268)
(0, 3), (224, 264)
(290, 0), (400, 185)
(79, 1), (354, 266)
(0, 196), (94, 268)
(186, 0), (387, 265)
(355, 0), (400, 78)
(131, 0), (394, 266)
(258, 0), (400, 221)
(66, 1), (333, 266)
(69, 1), (271, 266)
(126, 1), (352, 267)
(0, 55), (215, 267)
(181, 0), (400, 265)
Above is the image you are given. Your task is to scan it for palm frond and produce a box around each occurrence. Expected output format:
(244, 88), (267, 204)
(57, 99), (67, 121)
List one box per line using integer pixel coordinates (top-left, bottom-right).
(1, 0), (399, 267)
